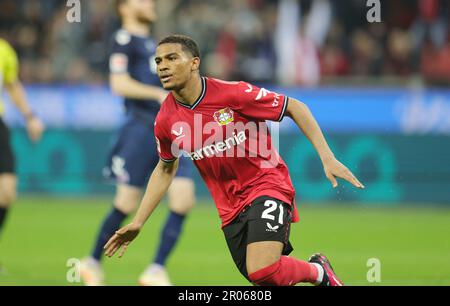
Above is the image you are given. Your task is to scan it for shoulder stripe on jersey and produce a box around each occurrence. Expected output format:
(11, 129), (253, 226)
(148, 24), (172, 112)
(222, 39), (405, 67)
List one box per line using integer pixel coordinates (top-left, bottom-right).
(175, 77), (207, 110)
(277, 96), (289, 122)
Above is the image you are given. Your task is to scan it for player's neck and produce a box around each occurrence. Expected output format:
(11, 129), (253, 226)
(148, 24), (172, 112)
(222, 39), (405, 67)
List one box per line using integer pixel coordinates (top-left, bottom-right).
(122, 19), (151, 37)
(173, 75), (203, 106)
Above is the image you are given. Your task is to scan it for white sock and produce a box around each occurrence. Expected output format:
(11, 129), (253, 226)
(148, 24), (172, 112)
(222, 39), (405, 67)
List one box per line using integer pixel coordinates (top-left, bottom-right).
(87, 256), (101, 267)
(311, 263), (324, 285)
(149, 263), (165, 273)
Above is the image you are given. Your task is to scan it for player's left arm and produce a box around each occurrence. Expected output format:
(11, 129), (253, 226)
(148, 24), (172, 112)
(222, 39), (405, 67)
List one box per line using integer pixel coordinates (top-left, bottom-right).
(4, 46), (44, 142)
(285, 98), (365, 189)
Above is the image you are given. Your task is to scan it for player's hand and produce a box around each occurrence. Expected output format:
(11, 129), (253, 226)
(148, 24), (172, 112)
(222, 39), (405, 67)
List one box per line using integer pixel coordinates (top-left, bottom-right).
(104, 223), (142, 258)
(323, 156), (365, 189)
(26, 117), (45, 143)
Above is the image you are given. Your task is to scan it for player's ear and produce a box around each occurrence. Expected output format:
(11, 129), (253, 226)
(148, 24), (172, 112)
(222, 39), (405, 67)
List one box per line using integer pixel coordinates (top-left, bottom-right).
(191, 57), (200, 72)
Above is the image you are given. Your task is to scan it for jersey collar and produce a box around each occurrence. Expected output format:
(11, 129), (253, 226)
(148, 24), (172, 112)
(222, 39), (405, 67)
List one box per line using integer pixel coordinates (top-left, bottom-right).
(174, 77), (207, 110)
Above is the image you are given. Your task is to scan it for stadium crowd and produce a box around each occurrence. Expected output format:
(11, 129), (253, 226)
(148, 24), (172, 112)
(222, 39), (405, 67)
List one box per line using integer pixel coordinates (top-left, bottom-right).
(0, 0), (449, 86)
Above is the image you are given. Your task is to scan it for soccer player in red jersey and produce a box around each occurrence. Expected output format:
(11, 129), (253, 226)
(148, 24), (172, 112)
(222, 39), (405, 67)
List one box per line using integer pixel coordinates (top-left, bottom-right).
(105, 35), (365, 286)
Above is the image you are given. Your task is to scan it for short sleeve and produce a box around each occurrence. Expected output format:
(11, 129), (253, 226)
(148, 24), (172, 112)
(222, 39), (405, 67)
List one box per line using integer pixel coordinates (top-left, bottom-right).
(154, 118), (178, 163)
(109, 30), (133, 74)
(233, 82), (289, 122)
(4, 43), (18, 84)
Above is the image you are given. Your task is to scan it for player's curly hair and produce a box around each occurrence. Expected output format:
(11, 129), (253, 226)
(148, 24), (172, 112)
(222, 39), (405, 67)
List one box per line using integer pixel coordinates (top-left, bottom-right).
(158, 35), (201, 58)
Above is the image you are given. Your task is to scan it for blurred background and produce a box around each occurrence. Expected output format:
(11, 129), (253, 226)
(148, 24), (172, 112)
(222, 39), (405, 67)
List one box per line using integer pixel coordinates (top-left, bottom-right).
(0, 0), (449, 285)
(2, 0), (450, 202)
(1, 0), (450, 85)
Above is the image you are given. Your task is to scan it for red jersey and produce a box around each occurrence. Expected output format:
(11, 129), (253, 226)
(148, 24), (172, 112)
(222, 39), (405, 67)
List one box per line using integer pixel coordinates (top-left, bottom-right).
(155, 77), (299, 227)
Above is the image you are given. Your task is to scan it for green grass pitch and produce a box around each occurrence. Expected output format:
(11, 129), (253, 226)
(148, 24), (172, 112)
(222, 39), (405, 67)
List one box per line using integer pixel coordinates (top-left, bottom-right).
(0, 197), (449, 286)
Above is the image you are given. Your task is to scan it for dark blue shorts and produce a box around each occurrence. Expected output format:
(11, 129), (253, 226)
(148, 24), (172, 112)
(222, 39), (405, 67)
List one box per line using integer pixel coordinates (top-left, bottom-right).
(103, 115), (193, 188)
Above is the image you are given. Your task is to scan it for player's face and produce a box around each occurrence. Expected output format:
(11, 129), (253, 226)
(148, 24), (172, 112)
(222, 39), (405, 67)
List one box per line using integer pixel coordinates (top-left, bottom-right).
(155, 43), (200, 91)
(126, 0), (157, 24)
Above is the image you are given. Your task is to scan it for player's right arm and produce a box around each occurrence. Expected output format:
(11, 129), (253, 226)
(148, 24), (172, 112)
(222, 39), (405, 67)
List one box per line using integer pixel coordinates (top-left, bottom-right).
(109, 32), (167, 104)
(133, 159), (179, 227)
(104, 116), (179, 258)
(104, 159), (178, 258)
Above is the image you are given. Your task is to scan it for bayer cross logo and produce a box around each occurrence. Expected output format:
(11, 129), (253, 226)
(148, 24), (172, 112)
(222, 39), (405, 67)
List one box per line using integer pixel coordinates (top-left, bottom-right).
(219, 112), (231, 123)
(213, 108), (234, 126)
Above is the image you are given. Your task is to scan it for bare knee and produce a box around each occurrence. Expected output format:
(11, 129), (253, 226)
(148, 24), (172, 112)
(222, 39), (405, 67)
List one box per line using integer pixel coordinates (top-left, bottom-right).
(246, 241), (283, 285)
(168, 178), (195, 215)
(246, 241), (283, 275)
(0, 175), (17, 205)
(0, 189), (16, 206)
(113, 184), (142, 214)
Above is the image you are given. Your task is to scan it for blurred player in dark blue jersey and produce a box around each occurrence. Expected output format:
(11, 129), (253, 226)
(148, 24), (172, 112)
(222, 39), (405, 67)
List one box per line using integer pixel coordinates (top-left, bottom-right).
(80, 0), (195, 286)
